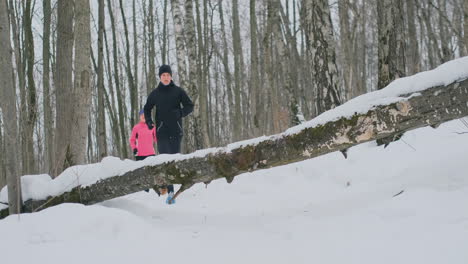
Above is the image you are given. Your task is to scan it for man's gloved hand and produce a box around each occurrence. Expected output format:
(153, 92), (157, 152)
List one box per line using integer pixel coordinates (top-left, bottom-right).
(133, 148), (138, 156)
(146, 121), (154, 130)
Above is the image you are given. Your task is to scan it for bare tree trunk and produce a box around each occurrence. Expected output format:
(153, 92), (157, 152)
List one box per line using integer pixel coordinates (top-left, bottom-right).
(162, 0), (168, 64)
(0, 0), (22, 213)
(119, 0), (137, 126)
(0, 118), (5, 189)
(104, 28), (121, 155)
(184, 0), (206, 151)
(218, 0), (234, 140)
(465, 0), (468, 55)
(8, 1), (27, 175)
(306, 0), (342, 114)
(171, 0), (188, 92)
(147, 0), (156, 93)
(200, 0), (211, 147)
(43, 0), (54, 174)
(377, 0), (406, 90)
(23, 0), (37, 174)
(53, 0), (74, 176)
(250, 0), (261, 136)
(232, 0), (244, 141)
(107, 0), (128, 158)
(358, 0), (368, 96)
(71, 0), (92, 166)
(97, 0), (108, 160)
(339, 0), (354, 100)
(406, 0), (421, 75)
(437, 0), (451, 62)
(133, 0), (139, 106)
(419, 0), (440, 68)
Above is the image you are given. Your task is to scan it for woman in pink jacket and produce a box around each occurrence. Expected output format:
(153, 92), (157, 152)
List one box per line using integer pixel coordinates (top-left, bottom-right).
(130, 109), (157, 161)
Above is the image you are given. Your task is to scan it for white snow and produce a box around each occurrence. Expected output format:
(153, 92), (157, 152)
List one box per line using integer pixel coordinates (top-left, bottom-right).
(2, 57), (468, 203)
(1, 119), (468, 264)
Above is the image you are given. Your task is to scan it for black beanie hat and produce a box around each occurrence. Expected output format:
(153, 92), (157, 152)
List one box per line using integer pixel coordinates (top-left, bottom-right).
(158, 64), (172, 77)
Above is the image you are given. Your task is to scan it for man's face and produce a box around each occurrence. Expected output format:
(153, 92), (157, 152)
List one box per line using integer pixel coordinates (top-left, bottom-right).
(160, 73), (172, 85)
(139, 114), (145, 122)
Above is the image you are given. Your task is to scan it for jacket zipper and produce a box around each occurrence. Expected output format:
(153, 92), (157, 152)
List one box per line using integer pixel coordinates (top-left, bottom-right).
(157, 121), (164, 132)
(177, 121), (182, 130)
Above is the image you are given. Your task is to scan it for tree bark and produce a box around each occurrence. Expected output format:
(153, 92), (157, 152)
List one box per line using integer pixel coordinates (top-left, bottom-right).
(406, 0), (421, 75)
(465, 0), (468, 55)
(119, 0), (137, 126)
(8, 1), (27, 176)
(0, 118), (5, 189)
(306, 0), (342, 114)
(232, 0), (244, 141)
(71, 0), (92, 166)
(3, 77), (468, 218)
(53, 0), (74, 176)
(338, 0), (354, 100)
(377, 0), (406, 90)
(147, 0), (156, 93)
(0, 0), (22, 214)
(217, 0), (234, 140)
(250, 0), (261, 136)
(43, 0), (54, 174)
(162, 0), (168, 64)
(23, 0), (37, 174)
(133, 0), (139, 106)
(184, 0), (207, 152)
(96, 0), (108, 160)
(171, 0), (188, 90)
(107, 0), (128, 158)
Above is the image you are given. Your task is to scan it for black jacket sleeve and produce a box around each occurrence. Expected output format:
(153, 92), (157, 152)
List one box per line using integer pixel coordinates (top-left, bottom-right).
(144, 91), (155, 124)
(180, 88), (194, 117)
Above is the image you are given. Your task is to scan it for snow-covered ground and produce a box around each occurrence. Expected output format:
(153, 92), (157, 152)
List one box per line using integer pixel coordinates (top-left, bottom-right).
(1, 119), (467, 264)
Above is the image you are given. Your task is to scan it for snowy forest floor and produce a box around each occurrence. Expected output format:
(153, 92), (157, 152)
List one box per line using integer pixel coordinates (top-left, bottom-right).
(1, 119), (468, 264)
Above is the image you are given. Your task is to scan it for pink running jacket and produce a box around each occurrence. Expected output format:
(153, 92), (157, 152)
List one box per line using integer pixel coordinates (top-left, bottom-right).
(130, 122), (157, 156)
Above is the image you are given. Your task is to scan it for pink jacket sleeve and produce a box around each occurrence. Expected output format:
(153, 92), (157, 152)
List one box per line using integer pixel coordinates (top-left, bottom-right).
(130, 126), (138, 150)
(153, 128), (157, 143)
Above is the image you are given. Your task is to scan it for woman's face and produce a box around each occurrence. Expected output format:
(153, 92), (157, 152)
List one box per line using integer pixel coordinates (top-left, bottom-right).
(140, 114), (145, 123)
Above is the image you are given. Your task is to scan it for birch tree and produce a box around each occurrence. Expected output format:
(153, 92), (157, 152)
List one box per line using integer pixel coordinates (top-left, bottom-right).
(96, 0), (108, 160)
(184, 0), (207, 151)
(53, 0), (74, 176)
(305, 0), (342, 114)
(107, 0), (128, 158)
(0, 0), (22, 214)
(465, 0), (468, 55)
(43, 0), (54, 173)
(377, 0), (406, 90)
(119, 0), (137, 126)
(232, 0), (244, 141)
(70, 0), (92, 165)
(23, 0), (37, 174)
(406, 0), (421, 75)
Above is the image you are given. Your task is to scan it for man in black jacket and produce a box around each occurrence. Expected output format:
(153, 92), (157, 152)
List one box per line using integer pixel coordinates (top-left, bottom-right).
(143, 64), (194, 203)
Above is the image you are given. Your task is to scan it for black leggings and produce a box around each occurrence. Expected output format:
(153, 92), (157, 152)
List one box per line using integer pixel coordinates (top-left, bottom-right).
(156, 136), (182, 193)
(157, 136), (182, 154)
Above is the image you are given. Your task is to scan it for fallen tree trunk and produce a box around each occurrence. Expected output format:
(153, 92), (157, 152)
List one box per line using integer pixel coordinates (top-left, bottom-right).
(1, 78), (468, 219)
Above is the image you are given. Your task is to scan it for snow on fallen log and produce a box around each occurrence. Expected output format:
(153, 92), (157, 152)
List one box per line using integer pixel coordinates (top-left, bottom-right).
(1, 57), (468, 219)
